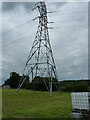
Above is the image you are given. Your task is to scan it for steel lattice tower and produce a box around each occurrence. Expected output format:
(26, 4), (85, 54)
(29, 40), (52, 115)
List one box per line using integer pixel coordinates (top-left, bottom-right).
(17, 2), (60, 96)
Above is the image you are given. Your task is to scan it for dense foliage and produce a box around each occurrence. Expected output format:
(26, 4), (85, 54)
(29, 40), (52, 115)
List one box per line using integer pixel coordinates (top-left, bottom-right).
(3, 72), (90, 92)
(3, 72), (29, 88)
(31, 76), (58, 91)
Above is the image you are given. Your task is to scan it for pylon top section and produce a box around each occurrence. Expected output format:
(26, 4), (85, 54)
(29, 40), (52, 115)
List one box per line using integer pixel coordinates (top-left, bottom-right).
(37, 2), (47, 16)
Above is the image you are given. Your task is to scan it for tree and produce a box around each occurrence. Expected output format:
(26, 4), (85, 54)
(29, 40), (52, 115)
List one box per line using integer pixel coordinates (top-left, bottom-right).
(62, 82), (89, 92)
(4, 72), (30, 88)
(31, 76), (58, 91)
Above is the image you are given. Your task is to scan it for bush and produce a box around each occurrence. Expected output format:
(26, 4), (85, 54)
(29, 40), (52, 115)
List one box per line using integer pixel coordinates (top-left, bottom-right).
(74, 82), (89, 92)
(62, 82), (89, 92)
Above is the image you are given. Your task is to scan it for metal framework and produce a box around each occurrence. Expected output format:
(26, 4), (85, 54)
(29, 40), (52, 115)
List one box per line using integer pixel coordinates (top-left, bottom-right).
(17, 2), (60, 96)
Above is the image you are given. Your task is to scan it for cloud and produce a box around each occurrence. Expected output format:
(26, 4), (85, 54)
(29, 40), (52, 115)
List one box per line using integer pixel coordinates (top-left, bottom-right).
(2, 2), (35, 12)
(0, 2), (2, 85)
(47, 2), (88, 80)
(2, 2), (88, 85)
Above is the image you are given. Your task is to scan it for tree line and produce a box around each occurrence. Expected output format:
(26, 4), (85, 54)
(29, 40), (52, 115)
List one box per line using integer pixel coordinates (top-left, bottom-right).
(3, 72), (90, 92)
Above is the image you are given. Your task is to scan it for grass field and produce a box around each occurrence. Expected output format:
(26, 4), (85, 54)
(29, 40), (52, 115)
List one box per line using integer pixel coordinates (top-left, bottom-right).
(0, 88), (2, 119)
(2, 89), (72, 118)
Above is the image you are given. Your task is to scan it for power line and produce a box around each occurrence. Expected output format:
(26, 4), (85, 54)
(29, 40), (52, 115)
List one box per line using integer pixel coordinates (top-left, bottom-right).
(2, 6), (87, 35)
(53, 24), (87, 29)
(2, 4), (35, 19)
(47, 5), (87, 12)
(2, 5), (38, 30)
(54, 19), (88, 23)
(3, 5), (87, 22)
(2, 4), (88, 46)
(3, 25), (35, 40)
(3, 10), (36, 25)
(2, 13), (87, 36)
(3, 21), (87, 40)
(2, 21), (37, 40)
(48, 10), (88, 18)
(3, 24), (87, 47)
(4, 8), (88, 22)
(54, 8), (87, 13)
(2, 24), (87, 47)
(2, 19), (34, 35)
(3, 27), (36, 47)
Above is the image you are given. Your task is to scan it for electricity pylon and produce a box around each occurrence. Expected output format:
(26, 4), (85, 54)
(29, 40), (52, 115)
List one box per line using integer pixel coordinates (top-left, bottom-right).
(17, 2), (60, 96)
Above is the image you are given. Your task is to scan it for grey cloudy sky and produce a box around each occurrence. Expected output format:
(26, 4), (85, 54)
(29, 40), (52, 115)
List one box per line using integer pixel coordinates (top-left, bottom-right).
(1, 2), (88, 85)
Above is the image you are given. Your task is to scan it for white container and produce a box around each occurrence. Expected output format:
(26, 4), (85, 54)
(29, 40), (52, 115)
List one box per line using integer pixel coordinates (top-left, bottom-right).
(71, 92), (90, 111)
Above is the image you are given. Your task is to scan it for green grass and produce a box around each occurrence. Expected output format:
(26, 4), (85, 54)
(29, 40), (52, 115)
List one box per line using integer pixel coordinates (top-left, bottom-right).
(0, 88), (2, 119)
(2, 89), (72, 118)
